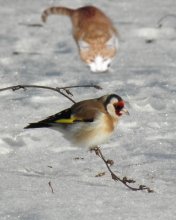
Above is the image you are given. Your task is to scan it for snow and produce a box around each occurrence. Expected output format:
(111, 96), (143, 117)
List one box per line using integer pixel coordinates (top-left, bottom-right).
(0, 0), (176, 219)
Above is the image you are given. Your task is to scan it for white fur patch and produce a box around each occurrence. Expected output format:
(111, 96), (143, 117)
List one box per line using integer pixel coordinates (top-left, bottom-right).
(89, 56), (112, 72)
(78, 36), (118, 72)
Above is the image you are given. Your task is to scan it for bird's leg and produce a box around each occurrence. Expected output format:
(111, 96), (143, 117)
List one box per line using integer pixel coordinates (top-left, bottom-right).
(90, 146), (154, 193)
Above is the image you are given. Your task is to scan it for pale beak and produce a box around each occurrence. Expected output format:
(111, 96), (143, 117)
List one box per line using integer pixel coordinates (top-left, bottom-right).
(120, 108), (130, 115)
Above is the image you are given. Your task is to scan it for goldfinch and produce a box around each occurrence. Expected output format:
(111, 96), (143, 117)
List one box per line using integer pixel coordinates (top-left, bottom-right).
(24, 94), (128, 147)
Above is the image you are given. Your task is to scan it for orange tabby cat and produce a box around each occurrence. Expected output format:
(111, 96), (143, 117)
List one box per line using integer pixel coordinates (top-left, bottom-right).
(41, 5), (118, 72)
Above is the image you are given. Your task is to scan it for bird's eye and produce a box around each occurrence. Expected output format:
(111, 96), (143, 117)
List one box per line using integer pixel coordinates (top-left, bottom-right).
(114, 101), (124, 111)
(114, 105), (122, 111)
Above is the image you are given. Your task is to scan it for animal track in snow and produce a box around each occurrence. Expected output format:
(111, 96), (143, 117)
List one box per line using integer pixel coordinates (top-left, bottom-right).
(133, 27), (176, 41)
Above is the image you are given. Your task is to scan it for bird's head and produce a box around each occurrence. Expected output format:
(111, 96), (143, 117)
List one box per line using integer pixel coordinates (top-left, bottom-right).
(100, 94), (129, 118)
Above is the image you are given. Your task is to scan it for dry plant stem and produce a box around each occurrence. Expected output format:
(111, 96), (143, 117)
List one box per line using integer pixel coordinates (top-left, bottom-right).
(48, 181), (54, 193)
(18, 22), (43, 27)
(92, 146), (154, 193)
(157, 14), (176, 28)
(0, 84), (102, 104)
(13, 51), (42, 55)
(95, 172), (106, 177)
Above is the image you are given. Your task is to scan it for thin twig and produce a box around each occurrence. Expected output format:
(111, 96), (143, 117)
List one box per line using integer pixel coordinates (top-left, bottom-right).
(74, 157), (84, 160)
(13, 51), (42, 55)
(95, 172), (106, 177)
(0, 84), (102, 104)
(18, 22), (43, 27)
(157, 14), (176, 28)
(60, 85), (102, 90)
(91, 146), (154, 193)
(48, 181), (54, 193)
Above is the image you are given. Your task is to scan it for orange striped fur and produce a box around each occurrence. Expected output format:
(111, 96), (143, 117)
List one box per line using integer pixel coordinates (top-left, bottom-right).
(41, 5), (119, 72)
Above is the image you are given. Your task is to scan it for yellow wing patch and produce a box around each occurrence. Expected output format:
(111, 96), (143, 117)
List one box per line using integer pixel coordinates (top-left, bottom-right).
(55, 116), (81, 124)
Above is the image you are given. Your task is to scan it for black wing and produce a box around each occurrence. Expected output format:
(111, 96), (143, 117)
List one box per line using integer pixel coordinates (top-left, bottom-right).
(24, 108), (72, 129)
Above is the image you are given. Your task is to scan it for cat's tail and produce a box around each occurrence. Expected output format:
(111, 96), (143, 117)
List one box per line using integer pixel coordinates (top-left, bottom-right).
(41, 7), (74, 22)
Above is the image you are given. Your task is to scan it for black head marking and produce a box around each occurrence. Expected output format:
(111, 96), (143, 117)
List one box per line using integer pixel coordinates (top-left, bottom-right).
(104, 94), (123, 107)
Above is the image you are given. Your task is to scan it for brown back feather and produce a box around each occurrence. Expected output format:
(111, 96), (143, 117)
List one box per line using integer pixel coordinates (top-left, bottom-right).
(71, 99), (106, 121)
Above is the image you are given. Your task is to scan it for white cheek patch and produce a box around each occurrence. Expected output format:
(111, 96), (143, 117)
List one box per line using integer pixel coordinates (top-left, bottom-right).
(89, 56), (112, 72)
(106, 103), (117, 118)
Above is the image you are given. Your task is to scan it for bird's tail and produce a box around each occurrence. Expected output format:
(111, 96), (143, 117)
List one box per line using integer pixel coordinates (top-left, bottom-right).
(24, 123), (51, 129)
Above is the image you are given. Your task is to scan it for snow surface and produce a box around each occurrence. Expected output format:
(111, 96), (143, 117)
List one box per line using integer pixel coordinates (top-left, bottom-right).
(0, 0), (176, 219)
